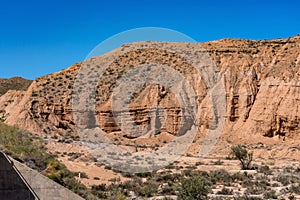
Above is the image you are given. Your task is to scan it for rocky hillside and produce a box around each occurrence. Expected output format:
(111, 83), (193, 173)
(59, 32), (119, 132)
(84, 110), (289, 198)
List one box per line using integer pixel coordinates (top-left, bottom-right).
(0, 77), (32, 121)
(0, 76), (32, 96)
(1, 35), (300, 158)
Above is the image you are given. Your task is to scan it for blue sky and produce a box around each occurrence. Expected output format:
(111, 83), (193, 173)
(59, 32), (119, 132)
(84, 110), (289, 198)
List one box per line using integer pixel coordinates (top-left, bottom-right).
(0, 0), (299, 79)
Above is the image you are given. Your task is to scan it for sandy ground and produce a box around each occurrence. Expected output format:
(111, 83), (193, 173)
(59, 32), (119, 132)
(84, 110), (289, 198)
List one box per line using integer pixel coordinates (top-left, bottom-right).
(46, 141), (130, 187)
(46, 135), (300, 189)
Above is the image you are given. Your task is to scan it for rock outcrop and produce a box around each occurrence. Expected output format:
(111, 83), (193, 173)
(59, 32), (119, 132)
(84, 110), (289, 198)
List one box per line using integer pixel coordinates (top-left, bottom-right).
(1, 35), (300, 147)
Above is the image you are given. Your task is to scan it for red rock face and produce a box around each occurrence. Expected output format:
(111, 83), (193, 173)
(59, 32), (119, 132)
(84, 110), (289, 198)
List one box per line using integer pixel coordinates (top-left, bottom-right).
(1, 36), (300, 146)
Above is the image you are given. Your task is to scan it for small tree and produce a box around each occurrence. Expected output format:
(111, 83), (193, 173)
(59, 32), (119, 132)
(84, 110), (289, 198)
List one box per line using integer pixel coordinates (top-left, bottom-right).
(231, 145), (253, 170)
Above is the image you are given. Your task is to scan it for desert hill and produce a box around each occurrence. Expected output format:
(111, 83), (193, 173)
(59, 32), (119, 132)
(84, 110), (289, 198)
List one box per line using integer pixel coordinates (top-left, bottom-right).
(0, 76), (32, 121)
(0, 76), (32, 96)
(1, 35), (300, 161)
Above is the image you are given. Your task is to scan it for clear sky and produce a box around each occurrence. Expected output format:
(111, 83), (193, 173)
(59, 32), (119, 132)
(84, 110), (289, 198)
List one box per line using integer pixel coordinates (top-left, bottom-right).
(1, 0), (299, 80)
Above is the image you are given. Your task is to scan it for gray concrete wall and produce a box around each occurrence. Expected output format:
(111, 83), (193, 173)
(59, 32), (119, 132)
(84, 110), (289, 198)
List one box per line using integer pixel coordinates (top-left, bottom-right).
(13, 158), (84, 200)
(0, 153), (36, 200)
(0, 152), (84, 200)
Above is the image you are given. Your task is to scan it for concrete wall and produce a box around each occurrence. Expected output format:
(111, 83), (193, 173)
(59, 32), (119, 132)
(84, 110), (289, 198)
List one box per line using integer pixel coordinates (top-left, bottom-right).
(0, 152), (84, 200)
(13, 158), (84, 200)
(0, 153), (36, 200)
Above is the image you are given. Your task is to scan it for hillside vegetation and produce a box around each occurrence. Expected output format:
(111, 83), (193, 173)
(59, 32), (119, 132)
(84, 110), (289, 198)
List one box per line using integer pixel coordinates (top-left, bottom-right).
(0, 122), (96, 199)
(0, 76), (32, 96)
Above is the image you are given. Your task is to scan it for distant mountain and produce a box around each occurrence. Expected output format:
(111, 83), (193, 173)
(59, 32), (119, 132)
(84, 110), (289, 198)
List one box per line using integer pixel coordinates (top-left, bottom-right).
(0, 76), (32, 96)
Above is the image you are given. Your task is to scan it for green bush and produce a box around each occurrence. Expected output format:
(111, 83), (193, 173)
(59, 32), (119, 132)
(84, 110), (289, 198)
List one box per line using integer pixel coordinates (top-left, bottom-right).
(138, 182), (159, 197)
(115, 190), (127, 200)
(290, 183), (300, 195)
(258, 165), (271, 175)
(234, 196), (263, 200)
(217, 187), (233, 195)
(263, 190), (277, 199)
(107, 189), (127, 200)
(210, 169), (232, 185)
(232, 172), (251, 182)
(178, 176), (211, 200)
(275, 174), (292, 186)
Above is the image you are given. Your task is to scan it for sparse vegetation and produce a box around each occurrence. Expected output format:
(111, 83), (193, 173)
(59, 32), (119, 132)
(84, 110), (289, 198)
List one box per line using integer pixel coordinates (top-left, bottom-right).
(0, 122), (95, 199)
(217, 187), (233, 195)
(0, 77), (32, 96)
(0, 122), (50, 170)
(290, 183), (300, 195)
(178, 175), (211, 199)
(1, 123), (299, 199)
(263, 190), (277, 199)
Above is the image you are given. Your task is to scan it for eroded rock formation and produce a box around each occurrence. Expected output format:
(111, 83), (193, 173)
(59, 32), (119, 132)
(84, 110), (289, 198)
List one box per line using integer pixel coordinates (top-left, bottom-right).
(1, 35), (300, 144)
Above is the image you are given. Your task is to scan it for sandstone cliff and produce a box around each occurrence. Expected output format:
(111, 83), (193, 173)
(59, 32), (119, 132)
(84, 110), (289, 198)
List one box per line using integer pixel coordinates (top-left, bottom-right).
(1, 35), (300, 157)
